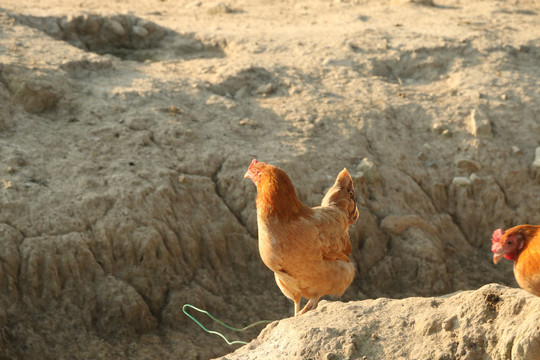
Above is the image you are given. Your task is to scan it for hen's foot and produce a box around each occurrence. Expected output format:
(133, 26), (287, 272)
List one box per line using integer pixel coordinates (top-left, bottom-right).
(297, 296), (320, 316)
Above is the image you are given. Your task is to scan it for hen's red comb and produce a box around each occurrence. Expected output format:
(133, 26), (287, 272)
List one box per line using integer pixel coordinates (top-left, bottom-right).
(491, 228), (504, 253)
(249, 159), (258, 168)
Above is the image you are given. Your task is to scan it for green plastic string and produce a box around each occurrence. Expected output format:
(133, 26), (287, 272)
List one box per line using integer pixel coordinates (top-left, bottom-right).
(182, 304), (272, 345)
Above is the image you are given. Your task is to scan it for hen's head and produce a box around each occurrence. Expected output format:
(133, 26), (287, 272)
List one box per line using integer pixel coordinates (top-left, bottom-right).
(243, 159), (297, 196)
(491, 227), (525, 264)
(244, 159), (312, 219)
(244, 159), (264, 185)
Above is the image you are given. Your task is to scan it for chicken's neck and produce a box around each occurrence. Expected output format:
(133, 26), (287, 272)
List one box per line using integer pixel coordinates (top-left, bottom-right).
(256, 182), (312, 222)
(520, 227), (540, 249)
(510, 226), (540, 261)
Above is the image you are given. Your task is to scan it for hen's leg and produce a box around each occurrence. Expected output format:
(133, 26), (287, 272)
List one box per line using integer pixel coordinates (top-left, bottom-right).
(298, 296), (320, 315)
(294, 300), (301, 316)
(274, 273), (301, 317)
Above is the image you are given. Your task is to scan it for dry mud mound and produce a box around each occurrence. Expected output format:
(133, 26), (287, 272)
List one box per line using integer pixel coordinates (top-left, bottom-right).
(0, 0), (539, 359)
(220, 284), (540, 360)
(11, 12), (224, 62)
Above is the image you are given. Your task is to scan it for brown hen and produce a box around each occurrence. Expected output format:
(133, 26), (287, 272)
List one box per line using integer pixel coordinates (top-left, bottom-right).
(491, 225), (540, 296)
(245, 159), (358, 316)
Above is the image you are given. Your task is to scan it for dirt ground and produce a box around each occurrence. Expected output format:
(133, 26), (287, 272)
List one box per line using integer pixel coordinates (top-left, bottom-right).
(220, 284), (540, 360)
(0, 0), (539, 359)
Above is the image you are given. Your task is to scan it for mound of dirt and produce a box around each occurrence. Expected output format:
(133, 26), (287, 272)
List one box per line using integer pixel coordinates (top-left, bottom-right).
(219, 284), (540, 360)
(0, 0), (538, 359)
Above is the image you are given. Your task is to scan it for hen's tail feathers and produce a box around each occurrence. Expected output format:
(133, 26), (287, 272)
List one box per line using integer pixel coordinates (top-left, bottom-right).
(321, 168), (359, 226)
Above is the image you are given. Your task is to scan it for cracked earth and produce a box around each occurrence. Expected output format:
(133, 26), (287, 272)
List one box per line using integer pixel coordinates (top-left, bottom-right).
(0, 0), (539, 358)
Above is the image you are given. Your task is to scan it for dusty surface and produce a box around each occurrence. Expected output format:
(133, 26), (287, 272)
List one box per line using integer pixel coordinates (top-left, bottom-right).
(0, 0), (539, 359)
(219, 284), (540, 360)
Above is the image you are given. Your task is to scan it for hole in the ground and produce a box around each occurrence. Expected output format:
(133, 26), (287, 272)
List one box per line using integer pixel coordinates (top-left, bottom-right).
(208, 67), (285, 99)
(371, 45), (470, 84)
(12, 13), (225, 62)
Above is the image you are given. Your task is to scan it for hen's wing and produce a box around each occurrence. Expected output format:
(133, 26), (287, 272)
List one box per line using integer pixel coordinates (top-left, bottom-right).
(308, 207), (353, 263)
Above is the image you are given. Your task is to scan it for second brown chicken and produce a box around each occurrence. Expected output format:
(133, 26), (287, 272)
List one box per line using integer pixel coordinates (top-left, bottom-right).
(491, 224), (540, 297)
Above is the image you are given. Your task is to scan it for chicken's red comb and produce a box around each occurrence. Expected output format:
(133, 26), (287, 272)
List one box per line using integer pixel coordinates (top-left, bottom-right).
(249, 159), (258, 168)
(491, 228), (504, 253)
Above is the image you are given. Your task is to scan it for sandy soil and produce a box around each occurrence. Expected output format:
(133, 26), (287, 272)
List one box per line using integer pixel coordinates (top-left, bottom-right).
(220, 284), (540, 360)
(0, 0), (539, 359)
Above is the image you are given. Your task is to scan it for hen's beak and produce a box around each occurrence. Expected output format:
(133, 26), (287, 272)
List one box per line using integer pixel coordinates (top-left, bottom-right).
(493, 250), (505, 264)
(244, 170), (251, 179)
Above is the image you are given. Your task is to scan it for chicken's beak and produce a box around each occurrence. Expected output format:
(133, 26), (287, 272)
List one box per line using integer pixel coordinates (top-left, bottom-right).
(493, 250), (505, 264)
(244, 170), (251, 179)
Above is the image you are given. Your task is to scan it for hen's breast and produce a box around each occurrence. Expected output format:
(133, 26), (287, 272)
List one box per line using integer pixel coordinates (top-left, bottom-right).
(257, 218), (288, 272)
(514, 244), (540, 297)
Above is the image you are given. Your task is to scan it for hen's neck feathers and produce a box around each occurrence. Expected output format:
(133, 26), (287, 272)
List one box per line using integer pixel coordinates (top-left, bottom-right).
(509, 225), (540, 239)
(255, 166), (312, 221)
(508, 225), (540, 252)
(522, 225), (539, 240)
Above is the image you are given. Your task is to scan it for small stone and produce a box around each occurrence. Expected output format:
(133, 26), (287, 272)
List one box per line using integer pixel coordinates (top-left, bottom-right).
(441, 129), (452, 137)
(501, 93), (508, 100)
(254, 83), (275, 95)
(239, 118), (258, 127)
(357, 158), (380, 184)
(6, 166), (15, 174)
(469, 173), (481, 184)
(132, 25), (149, 37)
(467, 108), (492, 139)
(107, 19), (125, 36)
(532, 147), (540, 170)
(452, 177), (471, 187)
(511, 145), (522, 155)
(178, 174), (186, 183)
(433, 125), (446, 135)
